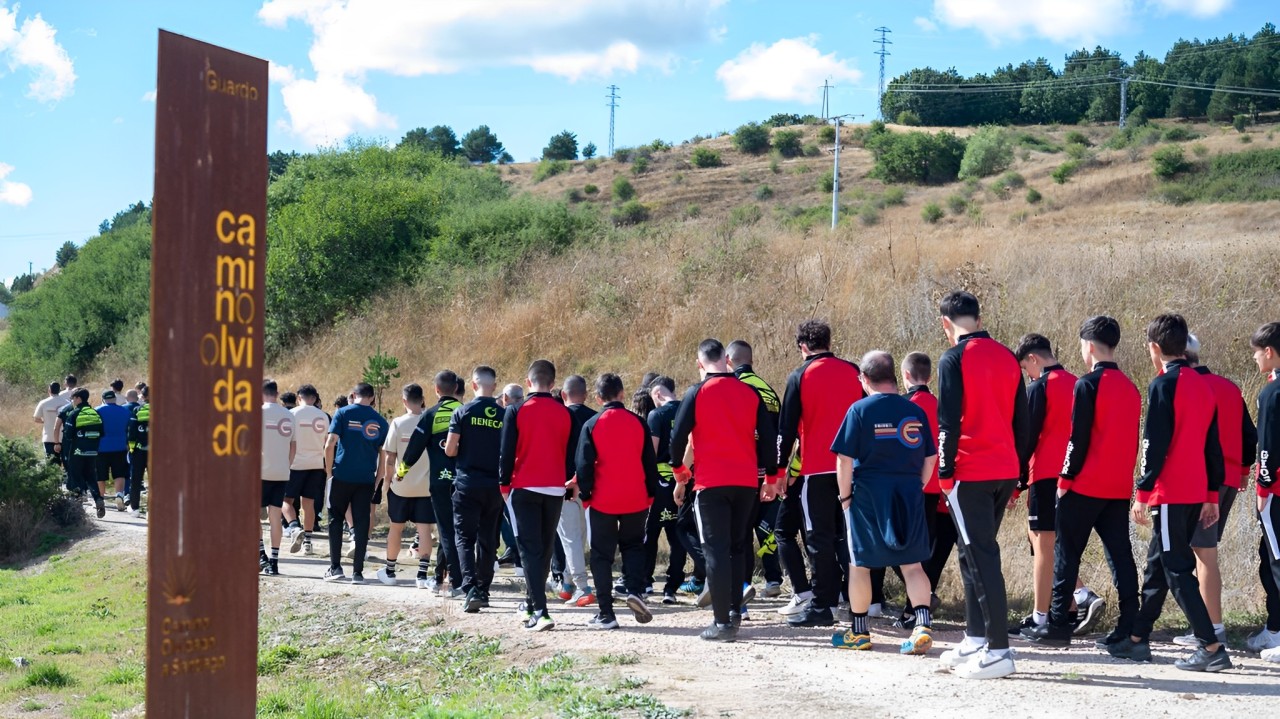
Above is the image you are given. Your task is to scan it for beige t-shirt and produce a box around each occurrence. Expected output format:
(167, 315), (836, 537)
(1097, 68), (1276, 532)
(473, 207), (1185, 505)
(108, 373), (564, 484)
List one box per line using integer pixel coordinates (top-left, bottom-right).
(290, 404), (329, 471)
(261, 402), (295, 482)
(383, 411), (430, 497)
(34, 395), (70, 443)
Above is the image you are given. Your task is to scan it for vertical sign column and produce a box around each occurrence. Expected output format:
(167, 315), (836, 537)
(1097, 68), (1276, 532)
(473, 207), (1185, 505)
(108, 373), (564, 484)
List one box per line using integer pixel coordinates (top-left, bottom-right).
(147, 30), (267, 718)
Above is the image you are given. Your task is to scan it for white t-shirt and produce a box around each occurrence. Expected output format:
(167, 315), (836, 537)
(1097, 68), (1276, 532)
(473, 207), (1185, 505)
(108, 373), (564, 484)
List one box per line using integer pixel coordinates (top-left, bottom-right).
(290, 404), (329, 471)
(261, 402), (295, 482)
(58, 387), (74, 400)
(383, 411), (430, 497)
(34, 395), (70, 443)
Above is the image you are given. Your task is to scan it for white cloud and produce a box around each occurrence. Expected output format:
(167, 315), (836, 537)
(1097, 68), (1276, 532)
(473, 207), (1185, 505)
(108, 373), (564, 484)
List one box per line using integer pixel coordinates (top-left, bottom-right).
(141, 89), (156, 102)
(0, 1), (76, 102)
(914, 16), (939, 33)
(931, 0), (1232, 45)
(716, 36), (862, 103)
(0, 162), (33, 207)
(1147, 0), (1231, 17)
(258, 0), (724, 145)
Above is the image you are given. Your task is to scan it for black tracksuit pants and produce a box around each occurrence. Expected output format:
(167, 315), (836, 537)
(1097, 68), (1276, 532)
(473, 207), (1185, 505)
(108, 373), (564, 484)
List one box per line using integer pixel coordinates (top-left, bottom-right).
(1260, 495), (1280, 632)
(1049, 492), (1138, 633)
(741, 495), (783, 586)
(430, 479), (462, 589)
(775, 475), (811, 594)
(676, 490), (707, 581)
(68, 455), (102, 500)
(128, 450), (147, 511)
(801, 473), (843, 610)
(695, 485), (756, 625)
(327, 478), (373, 574)
(948, 479), (1015, 650)
(645, 479), (689, 593)
(509, 489), (564, 614)
(453, 484), (504, 595)
(1134, 503), (1218, 645)
(923, 495), (956, 592)
(589, 508), (648, 615)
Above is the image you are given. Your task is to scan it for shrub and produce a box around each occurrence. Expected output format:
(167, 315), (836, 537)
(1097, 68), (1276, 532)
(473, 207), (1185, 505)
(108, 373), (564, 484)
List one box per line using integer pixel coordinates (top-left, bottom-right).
(1241, 134), (1253, 144)
(1025, 187), (1042, 204)
(691, 147), (722, 168)
(631, 156), (651, 175)
(868, 129), (967, 184)
(1016, 132), (1062, 153)
(958, 126), (1013, 180)
(685, 204), (701, 218)
(882, 186), (906, 206)
(583, 184), (599, 195)
(768, 154), (781, 174)
(818, 171), (835, 193)
(896, 110), (922, 126)
(0, 438), (69, 563)
(996, 170), (1025, 190)
(1156, 185), (1195, 205)
(21, 662), (75, 688)
(921, 202), (944, 223)
(733, 122), (772, 154)
(583, 159), (598, 173)
(1065, 142), (1089, 160)
(541, 130), (578, 161)
(791, 163), (813, 175)
(1009, 209), (1030, 225)
(1233, 114), (1249, 133)
(730, 204), (764, 226)
(612, 147), (633, 163)
(946, 194), (968, 215)
(858, 205), (880, 226)
(1192, 143), (1209, 158)
(564, 188), (583, 203)
(772, 130), (804, 158)
(1151, 145), (1190, 179)
(755, 184), (775, 201)
(1051, 160), (1080, 184)
(649, 138), (672, 152)
(967, 203), (984, 226)
(672, 172), (685, 185)
(818, 125), (836, 143)
(1161, 126), (1199, 142)
(611, 176), (635, 202)
(531, 159), (570, 183)
(610, 200), (650, 226)
(1064, 130), (1091, 147)
(802, 143), (821, 157)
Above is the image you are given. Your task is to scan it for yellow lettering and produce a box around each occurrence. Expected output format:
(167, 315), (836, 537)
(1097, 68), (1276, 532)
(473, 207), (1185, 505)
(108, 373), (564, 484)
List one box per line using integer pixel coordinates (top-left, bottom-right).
(216, 255), (247, 288)
(212, 370), (252, 412)
(214, 289), (254, 324)
(212, 416), (250, 457)
(236, 214), (255, 246)
(216, 210), (236, 243)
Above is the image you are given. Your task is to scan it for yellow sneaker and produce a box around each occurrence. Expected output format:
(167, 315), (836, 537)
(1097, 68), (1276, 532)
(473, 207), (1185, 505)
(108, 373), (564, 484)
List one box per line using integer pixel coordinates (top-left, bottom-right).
(900, 626), (934, 655)
(832, 630), (872, 650)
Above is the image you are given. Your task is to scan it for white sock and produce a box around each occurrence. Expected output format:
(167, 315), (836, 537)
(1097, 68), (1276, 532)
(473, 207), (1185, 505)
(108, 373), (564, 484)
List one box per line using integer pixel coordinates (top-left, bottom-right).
(1213, 623), (1225, 633)
(1073, 587), (1091, 605)
(797, 590), (814, 601)
(960, 635), (986, 650)
(1034, 611), (1048, 626)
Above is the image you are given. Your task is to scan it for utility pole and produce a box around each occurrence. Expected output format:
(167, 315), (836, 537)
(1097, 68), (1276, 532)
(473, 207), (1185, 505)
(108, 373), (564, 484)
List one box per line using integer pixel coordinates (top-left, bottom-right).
(606, 85), (620, 157)
(874, 27), (892, 120)
(831, 117), (841, 230)
(1118, 75), (1130, 129)
(820, 77), (832, 120)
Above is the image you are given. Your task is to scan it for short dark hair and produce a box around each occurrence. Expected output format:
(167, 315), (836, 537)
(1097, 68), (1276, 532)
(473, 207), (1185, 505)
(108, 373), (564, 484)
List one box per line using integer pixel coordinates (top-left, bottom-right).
(1013, 333), (1054, 362)
(334, 395), (349, 408)
(795, 320), (831, 351)
(1146, 313), (1188, 357)
(111, 378), (124, 392)
(640, 372), (660, 390)
(454, 375), (466, 396)
(527, 359), (556, 387)
(726, 339), (753, 364)
(140, 385), (149, 400)
(860, 351), (896, 385)
(402, 383), (424, 404)
(595, 373), (625, 402)
(48, 382), (60, 395)
(354, 382), (376, 399)
(135, 381), (147, 390)
(298, 384), (320, 401)
(902, 352), (931, 383)
(65, 374), (76, 386)
(652, 375), (676, 393)
(939, 290), (981, 321)
(263, 379), (279, 396)
(73, 387), (90, 401)
(1079, 315), (1121, 350)
(698, 338), (725, 363)
(473, 366), (497, 385)
(563, 374), (587, 399)
(434, 370), (459, 395)
(279, 391), (297, 406)
(1251, 322), (1280, 354)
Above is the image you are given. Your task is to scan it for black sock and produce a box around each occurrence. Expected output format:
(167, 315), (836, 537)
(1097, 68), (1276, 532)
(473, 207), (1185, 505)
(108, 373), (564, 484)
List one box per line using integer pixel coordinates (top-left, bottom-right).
(385, 558), (396, 576)
(914, 605), (931, 629)
(852, 612), (869, 635)
(259, 540), (266, 557)
(270, 547), (279, 560)
(418, 559), (429, 578)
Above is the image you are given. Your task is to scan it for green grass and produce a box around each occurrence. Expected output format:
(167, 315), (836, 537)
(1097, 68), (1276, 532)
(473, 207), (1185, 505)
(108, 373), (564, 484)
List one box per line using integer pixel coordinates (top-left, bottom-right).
(1157, 147), (1280, 204)
(0, 551), (145, 716)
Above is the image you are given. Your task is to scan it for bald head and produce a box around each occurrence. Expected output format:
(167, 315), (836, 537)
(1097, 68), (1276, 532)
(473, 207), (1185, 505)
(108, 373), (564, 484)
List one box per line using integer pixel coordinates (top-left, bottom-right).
(860, 350), (898, 391)
(563, 374), (588, 403)
(727, 340), (753, 367)
(501, 383), (524, 406)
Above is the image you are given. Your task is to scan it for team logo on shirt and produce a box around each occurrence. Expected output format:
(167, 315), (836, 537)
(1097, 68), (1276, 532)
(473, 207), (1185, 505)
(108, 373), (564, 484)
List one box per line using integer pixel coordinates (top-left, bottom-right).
(362, 420), (383, 441)
(267, 418), (294, 437)
(484, 405), (498, 419)
(896, 418), (924, 449)
(308, 417), (328, 434)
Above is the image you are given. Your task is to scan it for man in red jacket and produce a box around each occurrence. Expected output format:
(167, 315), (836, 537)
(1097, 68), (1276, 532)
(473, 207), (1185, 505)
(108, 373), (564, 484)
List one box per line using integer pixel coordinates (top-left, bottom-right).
(499, 359), (577, 632)
(1023, 316), (1140, 649)
(1116, 314), (1230, 672)
(903, 352), (955, 625)
(575, 373), (661, 629)
(670, 339), (778, 641)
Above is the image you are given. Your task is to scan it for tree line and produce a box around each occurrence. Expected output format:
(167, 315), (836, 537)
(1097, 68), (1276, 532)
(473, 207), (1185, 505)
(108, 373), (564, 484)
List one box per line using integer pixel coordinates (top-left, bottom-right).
(882, 23), (1280, 126)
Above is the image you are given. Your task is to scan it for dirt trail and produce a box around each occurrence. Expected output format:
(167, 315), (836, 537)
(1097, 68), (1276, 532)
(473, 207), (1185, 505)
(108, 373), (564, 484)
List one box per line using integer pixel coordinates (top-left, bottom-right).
(76, 513), (1280, 717)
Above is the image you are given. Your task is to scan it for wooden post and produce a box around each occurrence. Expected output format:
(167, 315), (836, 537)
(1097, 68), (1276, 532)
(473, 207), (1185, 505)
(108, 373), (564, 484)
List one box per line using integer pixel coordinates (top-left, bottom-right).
(147, 30), (267, 718)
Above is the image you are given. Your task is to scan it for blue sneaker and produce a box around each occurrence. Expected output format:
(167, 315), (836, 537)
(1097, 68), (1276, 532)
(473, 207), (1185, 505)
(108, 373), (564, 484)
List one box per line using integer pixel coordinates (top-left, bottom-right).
(679, 579), (704, 595)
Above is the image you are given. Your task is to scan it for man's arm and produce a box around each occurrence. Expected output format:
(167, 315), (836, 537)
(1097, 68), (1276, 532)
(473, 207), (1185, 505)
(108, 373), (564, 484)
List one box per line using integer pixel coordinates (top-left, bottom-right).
(1058, 375), (1099, 492)
(574, 419), (598, 500)
(1242, 394), (1259, 472)
(401, 409), (434, 467)
(445, 404), (465, 458)
(1260, 388), (1279, 492)
(1012, 372), (1031, 482)
(640, 416), (662, 498)
(1137, 377), (1175, 501)
(563, 407), (579, 483)
(755, 394), (779, 475)
(776, 368), (804, 468)
(324, 434), (339, 476)
(498, 404), (519, 486)
(1204, 410), (1225, 498)
(444, 433), (460, 458)
(936, 348), (963, 489)
(668, 385), (700, 471)
(1022, 378), (1047, 489)
(836, 453), (854, 510)
(646, 408), (663, 455)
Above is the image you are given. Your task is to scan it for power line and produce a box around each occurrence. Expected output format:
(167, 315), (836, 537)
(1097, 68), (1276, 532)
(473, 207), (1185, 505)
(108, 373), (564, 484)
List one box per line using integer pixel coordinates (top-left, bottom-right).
(606, 85), (620, 158)
(875, 27), (892, 120)
(1129, 76), (1280, 98)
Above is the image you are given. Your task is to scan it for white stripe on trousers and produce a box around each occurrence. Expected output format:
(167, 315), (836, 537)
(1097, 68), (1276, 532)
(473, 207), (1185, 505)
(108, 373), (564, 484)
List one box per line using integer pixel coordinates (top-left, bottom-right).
(1160, 505), (1171, 553)
(801, 476), (814, 533)
(946, 485), (972, 546)
(506, 492), (519, 537)
(584, 507), (592, 547)
(1263, 495), (1280, 560)
(694, 493), (706, 545)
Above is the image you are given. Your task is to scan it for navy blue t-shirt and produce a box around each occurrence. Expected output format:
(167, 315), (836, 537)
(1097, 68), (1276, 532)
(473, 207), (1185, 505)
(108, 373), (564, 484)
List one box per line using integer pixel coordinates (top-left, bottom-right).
(830, 393), (937, 480)
(449, 396), (504, 489)
(329, 403), (389, 484)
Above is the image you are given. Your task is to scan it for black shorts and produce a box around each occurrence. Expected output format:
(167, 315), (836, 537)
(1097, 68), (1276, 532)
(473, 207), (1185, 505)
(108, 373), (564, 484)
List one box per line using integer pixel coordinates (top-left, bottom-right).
(388, 491), (435, 524)
(1191, 486), (1238, 548)
(1027, 478), (1057, 532)
(96, 451), (129, 482)
(285, 469), (326, 501)
(43, 442), (63, 466)
(261, 480), (286, 508)
(372, 485), (384, 505)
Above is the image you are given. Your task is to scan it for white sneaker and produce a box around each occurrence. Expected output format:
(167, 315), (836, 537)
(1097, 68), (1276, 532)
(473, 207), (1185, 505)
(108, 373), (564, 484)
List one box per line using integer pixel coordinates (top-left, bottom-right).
(940, 641), (988, 668)
(1246, 629), (1280, 653)
(777, 594), (812, 617)
(954, 650), (1017, 679)
(128, 508), (142, 518)
(415, 577), (431, 589)
(1173, 628), (1226, 647)
(375, 568), (397, 586)
(1262, 646), (1280, 663)
(866, 602), (883, 618)
(288, 528), (306, 554)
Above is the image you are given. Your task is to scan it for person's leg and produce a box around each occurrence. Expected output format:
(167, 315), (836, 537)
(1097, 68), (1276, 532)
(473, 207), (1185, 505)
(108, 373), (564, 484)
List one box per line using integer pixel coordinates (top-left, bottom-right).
(588, 508), (619, 617)
(1131, 511), (1172, 642)
(128, 451), (147, 511)
(801, 473), (841, 611)
(349, 483), (374, 577)
(869, 568), (887, 607)
(268, 503), (283, 568)
(695, 488), (734, 626)
(926, 509), (957, 592)
(556, 497), (591, 593)
(431, 485), (461, 589)
(328, 480), (352, 572)
(726, 486), (754, 613)
(452, 489), (480, 593)
(536, 493), (564, 614)
(949, 480), (1014, 650)
(776, 476), (812, 596)
(500, 507), (520, 567)
(643, 499), (663, 589)
(738, 493), (761, 589)
(1048, 491), (1096, 627)
(756, 497), (783, 586)
(662, 520), (688, 595)
(386, 522), (405, 565)
(1095, 499), (1139, 639)
(620, 510), (649, 598)
(1260, 495), (1280, 633)
(676, 490), (706, 581)
(476, 489), (504, 594)
(1160, 504), (1219, 648)
(1190, 486), (1234, 628)
(95, 455), (109, 502)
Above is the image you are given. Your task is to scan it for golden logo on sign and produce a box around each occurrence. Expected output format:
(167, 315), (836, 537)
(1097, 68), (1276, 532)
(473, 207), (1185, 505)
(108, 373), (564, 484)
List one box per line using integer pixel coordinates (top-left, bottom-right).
(205, 68), (259, 101)
(162, 560), (197, 606)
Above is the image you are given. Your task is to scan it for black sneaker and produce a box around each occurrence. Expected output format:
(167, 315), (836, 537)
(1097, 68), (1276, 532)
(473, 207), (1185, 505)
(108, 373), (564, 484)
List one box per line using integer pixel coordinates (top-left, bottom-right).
(95, 498), (106, 518)
(323, 566), (346, 583)
(1174, 645), (1232, 673)
(1022, 622), (1072, 646)
(1094, 630), (1127, 649)
(588, 613), (619, 630)
(1008, 614), (1036, 636)
(350, 573), (365, 585)
(626, 594), (653, 624)
(1106, 637), (1152, 662)
(496, 550), (517, 566)
(264, 560), (279, 577)
(1073, 591), (1106, 636)
(662, 593), (678, 605)
(259, 554), (270, 572)
(463, 589), (483, 614)
(700, 621), (737, 642)
(787, 606), (835, 628)
(478, 591), (491, 608)
(729, 611), (742, 630)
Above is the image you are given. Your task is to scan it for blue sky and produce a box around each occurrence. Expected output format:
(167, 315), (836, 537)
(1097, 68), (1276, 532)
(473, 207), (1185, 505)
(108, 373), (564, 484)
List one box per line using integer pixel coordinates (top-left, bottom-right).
(0, 0), (1274, 283)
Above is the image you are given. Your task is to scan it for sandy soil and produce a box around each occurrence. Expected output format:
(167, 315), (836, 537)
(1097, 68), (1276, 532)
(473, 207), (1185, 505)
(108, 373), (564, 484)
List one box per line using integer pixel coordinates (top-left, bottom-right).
(27, 513), (1280, 718)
